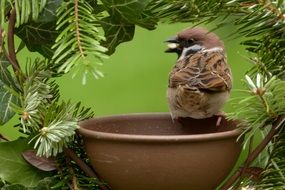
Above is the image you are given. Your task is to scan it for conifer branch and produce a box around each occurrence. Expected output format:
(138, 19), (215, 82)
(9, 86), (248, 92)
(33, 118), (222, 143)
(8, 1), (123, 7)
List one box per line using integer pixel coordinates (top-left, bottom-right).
(222, 114), (285, 190)
(52, 1), (108, 82)
(258, 0), (285, 21)
(64, 148), (110, 190)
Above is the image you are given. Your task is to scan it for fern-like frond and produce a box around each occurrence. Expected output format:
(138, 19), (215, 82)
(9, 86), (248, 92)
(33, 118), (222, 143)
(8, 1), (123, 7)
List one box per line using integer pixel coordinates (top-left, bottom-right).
(14, 0), (47, 27)
(7, 58), (94, 157)
(9, 59), (58, 133)
(32, 100), (94, 157)
(232, 1), (285, 80)
(228, 74), (285, 189)
(228, 75), (285, 148)
(52, 0), (108, 84)
(34, 120), (78, 157)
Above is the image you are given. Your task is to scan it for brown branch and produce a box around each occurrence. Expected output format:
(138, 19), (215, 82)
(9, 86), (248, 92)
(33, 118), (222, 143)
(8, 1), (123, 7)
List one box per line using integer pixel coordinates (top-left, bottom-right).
(256, 89), (277, 119)
(221, 114), (285, 190)
(74, 0), (85, 58)
(7, 8), (20, 72)
(64, 148), (110, 190)
(0, 27), (3, 52)
(66, 156), (79, 190)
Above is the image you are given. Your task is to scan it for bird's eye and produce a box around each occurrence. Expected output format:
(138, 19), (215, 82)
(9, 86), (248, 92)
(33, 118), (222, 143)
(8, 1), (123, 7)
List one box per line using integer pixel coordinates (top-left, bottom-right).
(187, 39), (194, 44)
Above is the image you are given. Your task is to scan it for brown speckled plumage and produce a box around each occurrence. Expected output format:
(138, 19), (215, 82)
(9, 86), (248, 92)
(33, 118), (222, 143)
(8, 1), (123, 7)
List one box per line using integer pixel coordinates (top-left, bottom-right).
(166, 27), (232, 119)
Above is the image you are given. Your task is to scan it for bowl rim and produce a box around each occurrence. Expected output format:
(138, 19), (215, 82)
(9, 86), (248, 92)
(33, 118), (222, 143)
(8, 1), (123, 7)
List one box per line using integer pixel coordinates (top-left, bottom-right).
(78, 112), (242, 142)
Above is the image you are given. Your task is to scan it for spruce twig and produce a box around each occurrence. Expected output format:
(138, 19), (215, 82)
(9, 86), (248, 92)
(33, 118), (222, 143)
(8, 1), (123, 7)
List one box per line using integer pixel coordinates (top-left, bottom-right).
(64, 148), (110, 190)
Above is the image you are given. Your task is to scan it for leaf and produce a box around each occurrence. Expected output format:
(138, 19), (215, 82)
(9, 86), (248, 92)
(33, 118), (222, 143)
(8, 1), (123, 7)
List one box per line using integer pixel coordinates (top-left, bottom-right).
(36, 0), (61, 23)
(33, 177), (54, 189)
(15, 22), (58, 58)
(14, 0), (58, 27)
(0, 138), (49, 187)
(22, 150), (56, 171)
(135, 9), (158, 30)
(0, 53), (20, 125)
(0, 53), (12, 86)
(0, 53), (18, 89)
(1, 184), (27, 190)
(101, 0), (156, 29)
(99, 0), (157, 54)
(1, 177), (54, 190)
(100, 17), (135, 55)
(0, 81), (18, 125)
(15, 0), (61, 58)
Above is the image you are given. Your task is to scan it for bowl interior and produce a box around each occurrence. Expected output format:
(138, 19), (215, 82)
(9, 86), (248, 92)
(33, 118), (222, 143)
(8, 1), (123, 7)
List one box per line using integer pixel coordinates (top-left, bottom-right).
(80, 113), (239, 136)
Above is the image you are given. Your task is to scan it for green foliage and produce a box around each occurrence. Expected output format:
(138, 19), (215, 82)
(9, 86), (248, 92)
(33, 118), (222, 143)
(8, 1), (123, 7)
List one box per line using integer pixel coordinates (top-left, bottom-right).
(14, 0), (47, 27)
(0, 81), (18, 125)
(32, 101), (93, 157)
(100, 0), (157, 54)
(6, 59), (94, 157)
(228, 75), (285, 147)
(54, 134), (102, 189)
(1, 0), (285, 189)
(15, 0), (61, 58)
(232, 1), (285, 81)
(255, 126), (285, 190)
(0, 53), (18, 125)
(100, 17), (135, 55)
(0, 138), (49, 187)
(0, 53), (17, 89)
(9, 59), (57, 133)
(223, 1), (285, 189)
(149, 0), (231, 23)
(1, 177), (57, 190)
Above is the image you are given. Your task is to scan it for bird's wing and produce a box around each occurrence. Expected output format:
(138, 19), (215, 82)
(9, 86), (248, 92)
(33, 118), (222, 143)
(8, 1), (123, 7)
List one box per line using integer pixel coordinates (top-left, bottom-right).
(169, 51), (232, 91)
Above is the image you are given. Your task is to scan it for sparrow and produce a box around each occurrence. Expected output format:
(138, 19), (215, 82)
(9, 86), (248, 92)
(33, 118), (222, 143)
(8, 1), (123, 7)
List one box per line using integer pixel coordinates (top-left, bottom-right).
(165, 27), (232, 123)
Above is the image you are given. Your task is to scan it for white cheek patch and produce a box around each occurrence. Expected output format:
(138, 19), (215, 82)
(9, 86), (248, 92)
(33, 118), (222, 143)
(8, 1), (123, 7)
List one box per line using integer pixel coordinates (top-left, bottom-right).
(167, 43), (179, 49)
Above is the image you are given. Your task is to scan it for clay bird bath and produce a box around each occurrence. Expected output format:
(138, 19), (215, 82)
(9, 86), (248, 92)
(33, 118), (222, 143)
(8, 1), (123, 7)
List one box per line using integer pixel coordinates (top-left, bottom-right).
(79, 113), (242, 190)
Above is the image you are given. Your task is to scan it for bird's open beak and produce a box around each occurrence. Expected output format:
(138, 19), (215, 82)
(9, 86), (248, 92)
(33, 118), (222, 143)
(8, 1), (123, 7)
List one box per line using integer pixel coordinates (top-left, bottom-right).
(164, 36), (180, 53)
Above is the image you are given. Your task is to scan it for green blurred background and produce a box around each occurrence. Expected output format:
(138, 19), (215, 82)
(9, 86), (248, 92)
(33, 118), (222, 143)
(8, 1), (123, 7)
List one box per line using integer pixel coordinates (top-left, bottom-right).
(0, 23), (250, 139)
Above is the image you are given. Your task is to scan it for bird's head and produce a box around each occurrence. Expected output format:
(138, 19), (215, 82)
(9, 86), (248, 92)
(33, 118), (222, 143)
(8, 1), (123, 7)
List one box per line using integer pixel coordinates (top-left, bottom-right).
(165, 27), (224, 59)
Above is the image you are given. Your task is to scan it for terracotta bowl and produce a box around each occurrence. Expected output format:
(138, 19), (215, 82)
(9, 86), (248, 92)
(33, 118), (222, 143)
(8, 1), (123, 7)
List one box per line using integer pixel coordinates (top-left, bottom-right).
(79, 113), (242, 190)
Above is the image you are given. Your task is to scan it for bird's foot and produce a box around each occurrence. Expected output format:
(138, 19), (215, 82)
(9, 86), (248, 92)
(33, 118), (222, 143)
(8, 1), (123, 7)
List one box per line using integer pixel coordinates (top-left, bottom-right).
(170, 112), (181, 123)
(214, 111), (226, 127)
(170, 113), (185, 124)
